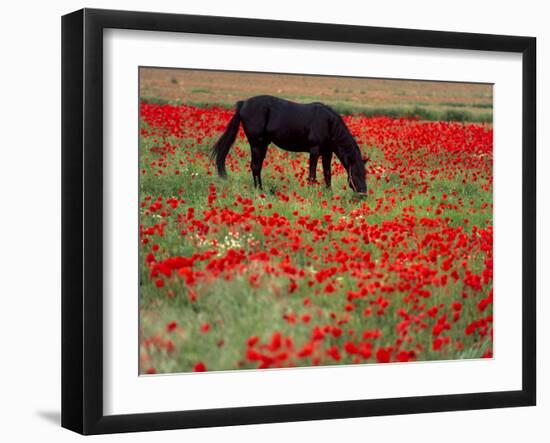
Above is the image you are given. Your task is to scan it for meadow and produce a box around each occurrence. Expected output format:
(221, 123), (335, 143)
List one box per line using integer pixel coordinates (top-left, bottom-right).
(139, 70), (493, 374)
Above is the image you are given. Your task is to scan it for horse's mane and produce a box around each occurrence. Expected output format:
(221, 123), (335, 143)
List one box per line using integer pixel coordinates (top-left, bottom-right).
(320, 104), (361, 156)
(313, 102), (365, 185)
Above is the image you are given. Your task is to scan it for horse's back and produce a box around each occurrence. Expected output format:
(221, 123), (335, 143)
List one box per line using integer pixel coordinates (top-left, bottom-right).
(242, 95), (328, 118)
(241, 95), (333, 148)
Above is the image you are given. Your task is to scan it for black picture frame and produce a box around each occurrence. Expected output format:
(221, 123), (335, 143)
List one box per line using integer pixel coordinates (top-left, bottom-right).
(61, 8), (536, 435)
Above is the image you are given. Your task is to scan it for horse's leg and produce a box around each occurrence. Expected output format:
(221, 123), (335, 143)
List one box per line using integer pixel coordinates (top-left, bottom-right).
(250, 142), (268, 189)
(322, 151), (333, 188)
(308, 152), (320, 184)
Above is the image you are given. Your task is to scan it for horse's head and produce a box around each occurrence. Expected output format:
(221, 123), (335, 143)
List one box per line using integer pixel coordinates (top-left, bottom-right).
(347, 156), (368, 195)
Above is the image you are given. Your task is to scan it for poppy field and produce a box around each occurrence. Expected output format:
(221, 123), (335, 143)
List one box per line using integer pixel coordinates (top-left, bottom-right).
(139, 73), (493, 375)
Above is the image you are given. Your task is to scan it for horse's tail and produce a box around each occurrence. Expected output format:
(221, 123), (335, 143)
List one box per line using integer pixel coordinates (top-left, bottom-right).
(211, 100), (244, 177)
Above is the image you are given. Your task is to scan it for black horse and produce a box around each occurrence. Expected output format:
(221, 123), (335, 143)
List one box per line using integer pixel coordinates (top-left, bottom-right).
(210, 95), (367, 194)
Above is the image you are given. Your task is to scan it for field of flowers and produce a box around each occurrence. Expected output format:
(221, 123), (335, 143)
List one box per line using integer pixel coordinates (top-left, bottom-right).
(139, 102), (493, 374)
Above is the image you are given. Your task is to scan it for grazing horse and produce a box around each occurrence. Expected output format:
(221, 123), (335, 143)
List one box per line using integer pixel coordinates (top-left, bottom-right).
(210, 95), (368, 194)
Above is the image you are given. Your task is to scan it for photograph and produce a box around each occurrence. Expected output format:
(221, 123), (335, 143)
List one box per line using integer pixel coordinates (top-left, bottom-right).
(138, 68), (494, 374)
(0, 0), (544, 439)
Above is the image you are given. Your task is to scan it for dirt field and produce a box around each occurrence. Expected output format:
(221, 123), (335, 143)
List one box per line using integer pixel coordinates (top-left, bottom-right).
(140, 68), (492, 122)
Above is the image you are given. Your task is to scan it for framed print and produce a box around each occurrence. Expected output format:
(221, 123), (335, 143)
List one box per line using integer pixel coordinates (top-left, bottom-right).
(61, 8), (536, 435)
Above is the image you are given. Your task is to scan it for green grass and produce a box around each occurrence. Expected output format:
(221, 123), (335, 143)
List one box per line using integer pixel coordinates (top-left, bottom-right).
(439, 101), (493, 109)
(189, 87), (212, 94)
